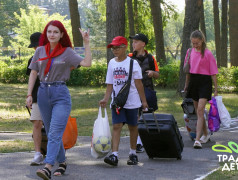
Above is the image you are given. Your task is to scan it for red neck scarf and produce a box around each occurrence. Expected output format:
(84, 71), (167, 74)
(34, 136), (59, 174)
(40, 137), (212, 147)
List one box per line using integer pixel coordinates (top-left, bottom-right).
(36, 43), (67, 76)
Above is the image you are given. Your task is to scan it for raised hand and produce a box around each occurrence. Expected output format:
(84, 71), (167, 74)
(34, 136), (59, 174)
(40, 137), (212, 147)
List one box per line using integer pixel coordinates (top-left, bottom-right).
(79, 28), (90, 45)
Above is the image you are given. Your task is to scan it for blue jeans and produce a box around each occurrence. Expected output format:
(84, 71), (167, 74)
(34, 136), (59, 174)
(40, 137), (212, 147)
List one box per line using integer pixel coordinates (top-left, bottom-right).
(37, 82), (71, 165)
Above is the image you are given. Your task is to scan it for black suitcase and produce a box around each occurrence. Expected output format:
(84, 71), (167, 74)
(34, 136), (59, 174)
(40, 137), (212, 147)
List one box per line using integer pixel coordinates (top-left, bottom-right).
(138, 112), (184, 160)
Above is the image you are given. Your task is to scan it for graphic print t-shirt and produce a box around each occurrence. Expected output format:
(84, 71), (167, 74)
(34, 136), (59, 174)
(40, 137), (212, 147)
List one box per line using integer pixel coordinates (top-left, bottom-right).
(106, 57), (142, 109)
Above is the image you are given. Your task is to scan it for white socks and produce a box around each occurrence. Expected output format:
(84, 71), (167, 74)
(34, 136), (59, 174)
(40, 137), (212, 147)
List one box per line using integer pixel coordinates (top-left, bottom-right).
(129, 148), (136, 155)
(112, 149), (137, 157)
(137, 136), (143, 145)
(112, 151), (118, 157)
(35, 151), (42, 156)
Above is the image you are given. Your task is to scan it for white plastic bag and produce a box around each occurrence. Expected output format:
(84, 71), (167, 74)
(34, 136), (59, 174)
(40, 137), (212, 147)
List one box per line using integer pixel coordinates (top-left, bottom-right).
(215, 96), (231, 128)
(91, 107), (111, 159)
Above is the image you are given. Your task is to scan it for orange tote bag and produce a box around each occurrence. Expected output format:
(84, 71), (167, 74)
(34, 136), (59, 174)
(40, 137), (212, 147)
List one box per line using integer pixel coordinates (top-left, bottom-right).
(62, 116), (78, 150)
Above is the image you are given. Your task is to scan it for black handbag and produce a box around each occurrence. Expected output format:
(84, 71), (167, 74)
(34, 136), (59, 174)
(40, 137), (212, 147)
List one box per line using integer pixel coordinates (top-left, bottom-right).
(111, 59), (134, 114)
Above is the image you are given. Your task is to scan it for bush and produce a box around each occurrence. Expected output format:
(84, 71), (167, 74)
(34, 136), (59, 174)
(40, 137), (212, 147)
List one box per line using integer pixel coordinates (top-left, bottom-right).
(1, 64), (28, 83)
(0, 59), (107, 86)
(67, 62), (107, 86)
(0, 56), (29, 83)
(154, 61), (180, 88)
(0, 60), (8, 81)
(216, 67), (236, 92)
(1, 56), (238, 92)
(233, 67), (238, 91)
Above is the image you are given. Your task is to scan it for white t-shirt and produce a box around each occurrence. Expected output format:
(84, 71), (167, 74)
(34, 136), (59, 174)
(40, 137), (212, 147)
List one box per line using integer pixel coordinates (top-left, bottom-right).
(106, 56), (142, 109)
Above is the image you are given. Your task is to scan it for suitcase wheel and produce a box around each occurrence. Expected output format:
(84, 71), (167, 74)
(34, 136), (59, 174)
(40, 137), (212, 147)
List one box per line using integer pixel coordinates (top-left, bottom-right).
(149, 157), (153, 159)
(177, 156), (182, 160)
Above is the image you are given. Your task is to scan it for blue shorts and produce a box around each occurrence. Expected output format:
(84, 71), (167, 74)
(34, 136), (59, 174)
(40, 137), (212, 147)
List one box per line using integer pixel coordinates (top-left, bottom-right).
(111, 108), (139, 126)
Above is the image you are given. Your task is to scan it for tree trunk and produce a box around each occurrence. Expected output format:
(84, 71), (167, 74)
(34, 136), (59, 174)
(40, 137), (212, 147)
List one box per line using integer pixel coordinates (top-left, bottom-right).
(127, 0), (135, 52)
(134, 0), (139, 33)
(68, 0), (83, 47)
(199, 0), (206, 39)
(229, 0), (238, 66)
(220, 0), (228, 67)
(150, 0), (166, 66)
(106, 0), (126, 62)
(213, 0), (221, 67)
(177, 0), (202, 93)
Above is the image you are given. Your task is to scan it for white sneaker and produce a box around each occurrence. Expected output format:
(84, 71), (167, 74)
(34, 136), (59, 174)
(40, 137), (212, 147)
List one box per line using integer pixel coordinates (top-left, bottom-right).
(200, 132), (211, 144)
(30, 153), (44, 166)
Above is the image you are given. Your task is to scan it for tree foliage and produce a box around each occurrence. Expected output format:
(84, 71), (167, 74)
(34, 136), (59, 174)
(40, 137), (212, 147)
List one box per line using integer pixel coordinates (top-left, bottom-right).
(204, 0), (215, 43)
(80, 0), (106, 48)
(163, 11), (184, 61)
(10, 5), (72, 53)
(90, 0), (178, 53)
(0, 0), (28, 47)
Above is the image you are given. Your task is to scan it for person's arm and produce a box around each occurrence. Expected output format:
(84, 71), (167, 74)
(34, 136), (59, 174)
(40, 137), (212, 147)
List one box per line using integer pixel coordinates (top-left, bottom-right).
(26, 70), (38, 108)
(134, 79), (148, 110)
(184, 74), (190, 92)
(146, 70), (159, 79)
(211, 74), (218, 96)
(78, 28), (92, 67)
(99, 84), (113, 108)
(146, 55), (159, 79)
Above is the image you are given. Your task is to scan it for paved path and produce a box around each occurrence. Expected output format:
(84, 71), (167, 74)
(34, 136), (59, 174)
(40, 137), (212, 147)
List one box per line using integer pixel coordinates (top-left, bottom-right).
(0, 118), (238, 180)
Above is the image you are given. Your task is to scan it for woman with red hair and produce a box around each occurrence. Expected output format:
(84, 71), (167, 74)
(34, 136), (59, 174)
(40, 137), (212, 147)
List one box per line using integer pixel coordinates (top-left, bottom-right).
(26, 20), (92, 179)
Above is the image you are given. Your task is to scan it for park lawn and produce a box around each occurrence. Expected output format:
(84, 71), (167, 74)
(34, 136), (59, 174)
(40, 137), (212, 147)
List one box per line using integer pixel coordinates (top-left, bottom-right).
(204, 161), (238, 180)
(0, 83), (238, 136)
(0, 140), (34, 153)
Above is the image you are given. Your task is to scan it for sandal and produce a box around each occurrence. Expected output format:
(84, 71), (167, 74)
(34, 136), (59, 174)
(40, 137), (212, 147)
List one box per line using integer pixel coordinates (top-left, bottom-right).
(193, 140), (202, 149)
(36, 167), (51, 180)
(200, 132), (211, 144)
(53, 163), (67, 176)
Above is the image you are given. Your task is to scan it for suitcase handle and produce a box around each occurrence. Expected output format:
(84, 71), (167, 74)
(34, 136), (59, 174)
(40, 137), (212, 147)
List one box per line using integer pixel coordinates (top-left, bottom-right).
(141, 108), (160, 133)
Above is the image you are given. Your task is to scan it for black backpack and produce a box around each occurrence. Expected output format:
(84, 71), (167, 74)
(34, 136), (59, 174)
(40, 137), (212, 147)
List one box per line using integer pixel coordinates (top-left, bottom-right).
(181, 98), (195, 115)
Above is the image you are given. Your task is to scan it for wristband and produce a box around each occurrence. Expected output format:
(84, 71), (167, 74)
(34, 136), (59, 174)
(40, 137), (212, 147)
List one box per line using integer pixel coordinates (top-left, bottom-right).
(27, 95), (32, 98)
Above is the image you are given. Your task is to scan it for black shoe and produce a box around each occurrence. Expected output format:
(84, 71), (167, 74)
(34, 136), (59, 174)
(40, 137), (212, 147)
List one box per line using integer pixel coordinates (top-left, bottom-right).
(136, 144), (144, 153)
(127, 154), (138, 165)
(104, 154), (118, 166)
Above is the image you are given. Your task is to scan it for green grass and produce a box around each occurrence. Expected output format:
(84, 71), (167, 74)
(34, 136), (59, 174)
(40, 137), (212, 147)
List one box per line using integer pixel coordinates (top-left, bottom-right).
(204, 161), (238, 180)
(0, 83), (238, 136)
(0, 140), (34, 153)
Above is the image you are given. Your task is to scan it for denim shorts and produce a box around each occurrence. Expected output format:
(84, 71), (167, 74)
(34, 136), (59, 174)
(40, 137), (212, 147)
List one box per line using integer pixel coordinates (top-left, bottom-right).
(111, 108), (139, 126)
